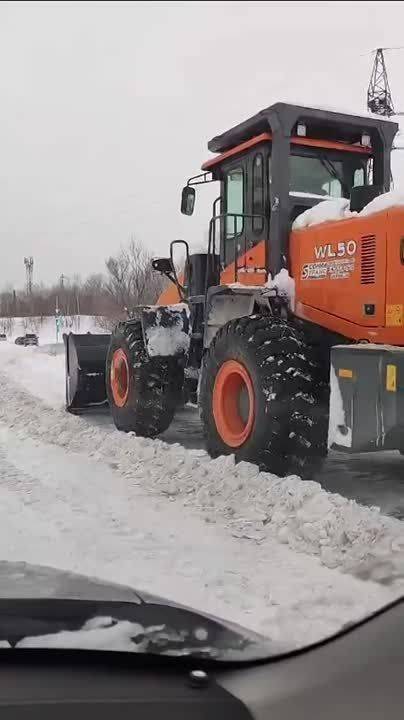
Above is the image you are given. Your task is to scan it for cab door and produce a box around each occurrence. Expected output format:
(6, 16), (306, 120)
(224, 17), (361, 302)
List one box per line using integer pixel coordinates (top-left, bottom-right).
(222, 160), (246, 268)
(220, 148), (269, 284)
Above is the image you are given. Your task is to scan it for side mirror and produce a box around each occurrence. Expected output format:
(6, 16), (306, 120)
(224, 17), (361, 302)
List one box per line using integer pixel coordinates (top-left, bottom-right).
(181, 186), (196, 215)
(151, 257), (175, 274)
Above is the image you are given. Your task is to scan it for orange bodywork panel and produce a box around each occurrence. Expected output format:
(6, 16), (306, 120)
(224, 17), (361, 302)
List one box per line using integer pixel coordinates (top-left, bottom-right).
(220, 241), (266, 286)
(291, 207), (404, 345)
(157, 207), (404, 347)
(157, 279), (183, 305)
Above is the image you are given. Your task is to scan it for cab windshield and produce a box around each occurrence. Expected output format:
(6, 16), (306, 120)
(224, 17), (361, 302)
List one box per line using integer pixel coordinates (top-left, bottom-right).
(289, 150), (372, 199)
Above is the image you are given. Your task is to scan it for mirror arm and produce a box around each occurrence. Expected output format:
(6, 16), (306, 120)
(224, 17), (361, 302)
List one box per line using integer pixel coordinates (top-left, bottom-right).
(187, 172), (214, 186)
(158, 269), (186, 301)
(169, 240), (189, 302)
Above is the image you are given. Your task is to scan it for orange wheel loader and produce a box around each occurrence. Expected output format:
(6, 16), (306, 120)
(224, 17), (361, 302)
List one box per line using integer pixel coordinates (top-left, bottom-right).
(64, 102), (404, 478)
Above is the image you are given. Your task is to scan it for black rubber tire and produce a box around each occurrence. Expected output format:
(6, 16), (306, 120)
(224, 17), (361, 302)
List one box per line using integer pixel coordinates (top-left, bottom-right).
(199, 315), (329, 479)
(106, 320), (183, 436)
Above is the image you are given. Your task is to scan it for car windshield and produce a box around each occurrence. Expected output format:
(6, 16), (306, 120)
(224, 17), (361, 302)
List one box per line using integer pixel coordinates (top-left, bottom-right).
(0, 0), (403, 665)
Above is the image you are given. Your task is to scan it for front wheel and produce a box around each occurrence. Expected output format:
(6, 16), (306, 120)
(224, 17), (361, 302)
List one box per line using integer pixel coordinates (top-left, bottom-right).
(106, 320), (184, 436)
(199, 316), (329, 478)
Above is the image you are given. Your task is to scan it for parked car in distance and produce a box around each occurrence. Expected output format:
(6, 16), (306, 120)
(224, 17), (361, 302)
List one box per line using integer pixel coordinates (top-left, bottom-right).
(0, 334), (6, 341)
(23, 333), (39, 346)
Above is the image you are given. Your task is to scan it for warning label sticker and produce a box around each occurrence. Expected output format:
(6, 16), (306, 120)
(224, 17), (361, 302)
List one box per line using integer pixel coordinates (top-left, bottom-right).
(301, 258), (355, 281)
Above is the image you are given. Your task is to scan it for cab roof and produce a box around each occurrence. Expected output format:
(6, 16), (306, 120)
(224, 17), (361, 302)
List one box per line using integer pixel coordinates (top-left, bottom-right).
(207, 101), (398, 154)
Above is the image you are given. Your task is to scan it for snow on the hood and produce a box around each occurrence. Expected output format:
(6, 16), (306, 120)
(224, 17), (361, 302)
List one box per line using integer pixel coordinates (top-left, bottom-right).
(291, 190), (404, 232)
(15, 616), (217, 657)
(328, 365), (352, 449)
(292, 198), (354, 230)
(359, 190), (404, 217)
(265, 269), (295, 311)
(16, 617), (152, 652)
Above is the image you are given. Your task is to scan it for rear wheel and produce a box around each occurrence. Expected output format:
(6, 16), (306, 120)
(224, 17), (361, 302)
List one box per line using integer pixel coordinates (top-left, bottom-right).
(106, 321), (183, 436)
(199, 316), (329, 478)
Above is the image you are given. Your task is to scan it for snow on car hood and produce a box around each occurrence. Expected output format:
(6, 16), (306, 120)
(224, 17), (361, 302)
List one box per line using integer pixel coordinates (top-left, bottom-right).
(0, 562), (278, 660)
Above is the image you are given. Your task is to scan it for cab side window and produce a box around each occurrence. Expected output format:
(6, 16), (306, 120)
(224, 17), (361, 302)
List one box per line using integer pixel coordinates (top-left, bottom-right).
(226, 168), (244, 237)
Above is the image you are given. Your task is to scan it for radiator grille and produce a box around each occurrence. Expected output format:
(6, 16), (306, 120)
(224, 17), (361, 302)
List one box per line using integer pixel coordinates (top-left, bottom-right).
(361, 234), (376, 284)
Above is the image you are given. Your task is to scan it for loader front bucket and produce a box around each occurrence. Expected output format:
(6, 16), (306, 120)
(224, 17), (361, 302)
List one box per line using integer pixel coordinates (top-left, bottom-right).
(64, 332), (111, 413)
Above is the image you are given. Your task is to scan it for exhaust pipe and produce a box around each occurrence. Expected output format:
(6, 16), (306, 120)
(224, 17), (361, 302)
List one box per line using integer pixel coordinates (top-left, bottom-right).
(64, 332), (111, 413)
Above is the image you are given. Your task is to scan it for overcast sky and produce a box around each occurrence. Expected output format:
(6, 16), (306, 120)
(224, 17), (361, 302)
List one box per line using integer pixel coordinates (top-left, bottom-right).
(2, 0), (404, 288)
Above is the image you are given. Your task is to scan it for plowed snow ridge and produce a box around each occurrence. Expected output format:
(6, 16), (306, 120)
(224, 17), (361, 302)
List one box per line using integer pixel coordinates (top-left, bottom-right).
(0, 347), (403, 587)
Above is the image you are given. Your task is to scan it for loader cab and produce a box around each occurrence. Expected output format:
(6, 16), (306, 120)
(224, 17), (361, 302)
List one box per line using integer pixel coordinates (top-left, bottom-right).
(197, 102), (397, 279)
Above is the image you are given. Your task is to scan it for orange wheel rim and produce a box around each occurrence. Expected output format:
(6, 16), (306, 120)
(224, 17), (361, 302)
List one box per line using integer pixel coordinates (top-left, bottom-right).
(110, 348), (130, 407)
(212, 360), (255, 448)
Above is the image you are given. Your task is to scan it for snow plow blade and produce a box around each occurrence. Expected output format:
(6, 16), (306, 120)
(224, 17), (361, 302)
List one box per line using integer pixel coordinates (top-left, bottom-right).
(64, 332), (111, 413)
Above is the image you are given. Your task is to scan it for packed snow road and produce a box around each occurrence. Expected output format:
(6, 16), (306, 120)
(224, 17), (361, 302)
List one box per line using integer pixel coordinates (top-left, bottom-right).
(0, 339), (404, 649)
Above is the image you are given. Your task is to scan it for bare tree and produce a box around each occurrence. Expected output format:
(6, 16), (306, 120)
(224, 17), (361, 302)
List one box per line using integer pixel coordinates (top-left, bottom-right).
(0, 316), (14, 336)
(105, 238), (167, 318)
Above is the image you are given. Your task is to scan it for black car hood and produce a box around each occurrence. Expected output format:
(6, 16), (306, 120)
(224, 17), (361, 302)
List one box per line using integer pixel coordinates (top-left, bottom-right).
(0, 562), (278, 661)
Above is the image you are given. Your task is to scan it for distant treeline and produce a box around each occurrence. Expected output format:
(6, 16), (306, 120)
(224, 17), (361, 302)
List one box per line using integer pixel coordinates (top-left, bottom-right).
(0, 239), (166, 324)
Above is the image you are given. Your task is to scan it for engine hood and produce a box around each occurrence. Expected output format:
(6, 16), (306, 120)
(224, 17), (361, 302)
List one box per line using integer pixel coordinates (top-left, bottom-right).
(0, 562), (278, 661)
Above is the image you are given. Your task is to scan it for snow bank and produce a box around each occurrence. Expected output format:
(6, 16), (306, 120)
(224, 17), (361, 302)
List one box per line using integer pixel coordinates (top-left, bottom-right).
(359, 190), (404, 217)
(292, 198), (354, 230)
(0, 358), (403, 589)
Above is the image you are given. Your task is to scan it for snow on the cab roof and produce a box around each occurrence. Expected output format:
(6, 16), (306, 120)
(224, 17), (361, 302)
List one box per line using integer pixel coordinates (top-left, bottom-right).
(292, 198), (354, 230)
(293, 102), (398, 124)
(359, 190), (404, 217)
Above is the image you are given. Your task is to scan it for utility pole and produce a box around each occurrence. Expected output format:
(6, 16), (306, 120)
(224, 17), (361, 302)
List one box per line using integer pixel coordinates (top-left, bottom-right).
(55, 295), (61, 343)
(76, 292), (81, 330)
(24, 256), (34, 295)
(367, 47), (404, 117)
